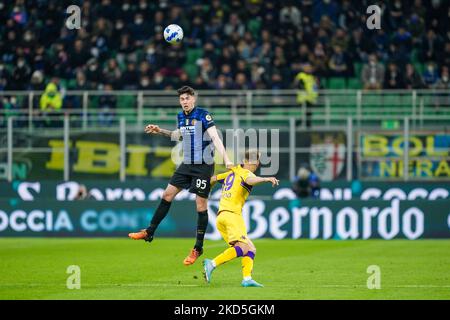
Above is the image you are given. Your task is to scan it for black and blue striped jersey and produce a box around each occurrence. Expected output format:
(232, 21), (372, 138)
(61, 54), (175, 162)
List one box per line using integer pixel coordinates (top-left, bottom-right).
(177, 106), (215, 164)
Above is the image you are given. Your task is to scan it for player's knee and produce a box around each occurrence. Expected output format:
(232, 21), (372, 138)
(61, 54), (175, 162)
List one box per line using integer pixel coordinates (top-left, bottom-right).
(234, 242), (250, 256)
(195, 197), (207, 211)
(196, 204), (207, 212)
(162, 190), (175, 202)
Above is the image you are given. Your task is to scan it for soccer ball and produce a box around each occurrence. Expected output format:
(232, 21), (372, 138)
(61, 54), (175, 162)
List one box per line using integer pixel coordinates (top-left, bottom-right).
(164, 24), (183, 44)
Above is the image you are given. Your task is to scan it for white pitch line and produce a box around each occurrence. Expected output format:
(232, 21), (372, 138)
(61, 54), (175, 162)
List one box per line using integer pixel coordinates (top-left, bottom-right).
(0, 283), (202, 288)
(268, 284), (450, 289)
(1, 284), (450, 289)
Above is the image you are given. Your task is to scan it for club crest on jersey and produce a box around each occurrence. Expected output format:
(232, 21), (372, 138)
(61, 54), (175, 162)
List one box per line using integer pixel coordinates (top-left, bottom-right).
(205, 114), (212, 121)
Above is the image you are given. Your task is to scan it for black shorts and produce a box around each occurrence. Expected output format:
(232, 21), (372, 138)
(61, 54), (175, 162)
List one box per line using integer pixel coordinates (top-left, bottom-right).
(169, 163), (214, 198)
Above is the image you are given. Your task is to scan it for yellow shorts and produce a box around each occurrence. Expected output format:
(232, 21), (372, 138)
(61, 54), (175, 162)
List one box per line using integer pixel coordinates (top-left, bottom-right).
(216, 210), (249, 245)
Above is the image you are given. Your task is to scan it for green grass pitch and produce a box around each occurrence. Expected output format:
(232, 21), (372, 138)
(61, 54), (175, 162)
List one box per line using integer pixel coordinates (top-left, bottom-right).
(0, 238), (449, 300)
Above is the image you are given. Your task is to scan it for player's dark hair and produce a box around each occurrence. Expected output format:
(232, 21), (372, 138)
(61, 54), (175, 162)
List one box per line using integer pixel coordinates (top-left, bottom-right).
(244, 149), (261, 163)
(177, 86), (195, 96)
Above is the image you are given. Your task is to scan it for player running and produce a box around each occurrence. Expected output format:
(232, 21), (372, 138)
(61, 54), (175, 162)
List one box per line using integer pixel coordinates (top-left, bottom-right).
(129, 86), (233, 265)
(203, 150), (279, 287)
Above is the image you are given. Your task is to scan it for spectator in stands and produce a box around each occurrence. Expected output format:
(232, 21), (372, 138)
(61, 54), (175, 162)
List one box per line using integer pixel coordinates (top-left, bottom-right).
(193, 75), (211, 90)
(292, 166), (320, 199)
(295, 44), (312, 65)
(438, 42), (450, 69)
(435, 66), (450, 90)
(39, 80), (63, 127)
(0, 1), (448, 93)
(66, 70), (90, 112)
(214, 74), (232, 90)
(122, 62), (139, 90)
(117, 33), (136, 64)
(387, 44), (405, 70)
(423, 62), (439, 88)
(98, 84), (116, 126)
(328, 45), (350, 77)
(312, 42), (328, 77)
(280, 3), (302, 30)
(250, 63), (265, 87)
(203, 42), (219, 66)
(388, 0), (406, 30)
(349, 27), (373, 62)
(139, 75), (153, 90)
(28, 70), (45, 91)
(407, 13), (425, 41)
(294, 62), (318, 128)
(337, 0), (358, 30)
(312, 0), (339, 25)
(392, 26), (413, 63)
(86, 59), (102, 89)
(0, 96), (20, 128)
(433, 66), (450, 110)
(11, 57), (31, 90)
(269, 73), (284, 91)
(330, 28), (349, 51)
(173, 71), (194, 89)
(384, 62), (405, 89)
(0, 63), (9, 91)
(224, 13), (245, 37)
(361, 54), (385, 90)
(33, 45), (48, 73)
(404, 64), (424, 89)
(220, 64), (234, 81)
(420, 29), (444, 63)
(198, 57), (216, 84)
(103, 58), (122, 89)
(69, 40), (91, 70)
(160, 42), (186, 77)
(129, 13), (149, 48)
(233, 73), (254, 90)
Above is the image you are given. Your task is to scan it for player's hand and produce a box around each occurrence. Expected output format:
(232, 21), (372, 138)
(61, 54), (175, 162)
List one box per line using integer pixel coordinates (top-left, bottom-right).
(144, 124), (160, 134)
(266, 177), (279, 187)
(225, 161), (234, 169)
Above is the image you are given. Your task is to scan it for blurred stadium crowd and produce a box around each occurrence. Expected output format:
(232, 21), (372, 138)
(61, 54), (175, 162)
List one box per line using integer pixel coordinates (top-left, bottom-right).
(0, 0), (449, 93)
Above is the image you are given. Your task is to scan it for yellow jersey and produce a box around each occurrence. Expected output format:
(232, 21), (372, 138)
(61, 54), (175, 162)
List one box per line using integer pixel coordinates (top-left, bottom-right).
(216, 165), (256, 215)
(295, 72), (318, 104)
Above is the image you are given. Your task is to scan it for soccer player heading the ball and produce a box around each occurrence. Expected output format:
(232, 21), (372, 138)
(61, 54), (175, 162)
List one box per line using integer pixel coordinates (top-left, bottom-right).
(129, 86), (233, 266)
(203, 150), (279, 287)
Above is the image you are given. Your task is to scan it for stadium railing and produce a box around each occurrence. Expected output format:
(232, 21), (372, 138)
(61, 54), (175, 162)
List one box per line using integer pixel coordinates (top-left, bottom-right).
(0, 89), (449, 130)
(1, 90), (449, 183)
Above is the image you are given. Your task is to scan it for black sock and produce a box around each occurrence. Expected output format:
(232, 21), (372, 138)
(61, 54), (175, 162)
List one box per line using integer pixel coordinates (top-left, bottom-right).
(146, 199), (172, 236)
(194, 210), (208, 251)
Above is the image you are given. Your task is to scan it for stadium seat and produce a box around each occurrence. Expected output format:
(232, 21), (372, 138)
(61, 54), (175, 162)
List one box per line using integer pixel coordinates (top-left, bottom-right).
(186, 48), (203, 64)
(327, 77), (347, 89)
(117, 95), (137, 122)
(354, 62), (363, 78)
(66, 79), (77, 89)
(247, 19), (261, 38)
(183, 63), (198, 80)
(413, 62), (424, 75)
(347, 78), (361, 89)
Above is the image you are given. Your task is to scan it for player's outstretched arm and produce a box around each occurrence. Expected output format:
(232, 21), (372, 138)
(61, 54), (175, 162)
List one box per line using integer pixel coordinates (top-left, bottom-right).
(210, 170), (231, 188)
(246, 176), (279, 187)
(144, 124), (181, 141)
(206, 126), (234, 169)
